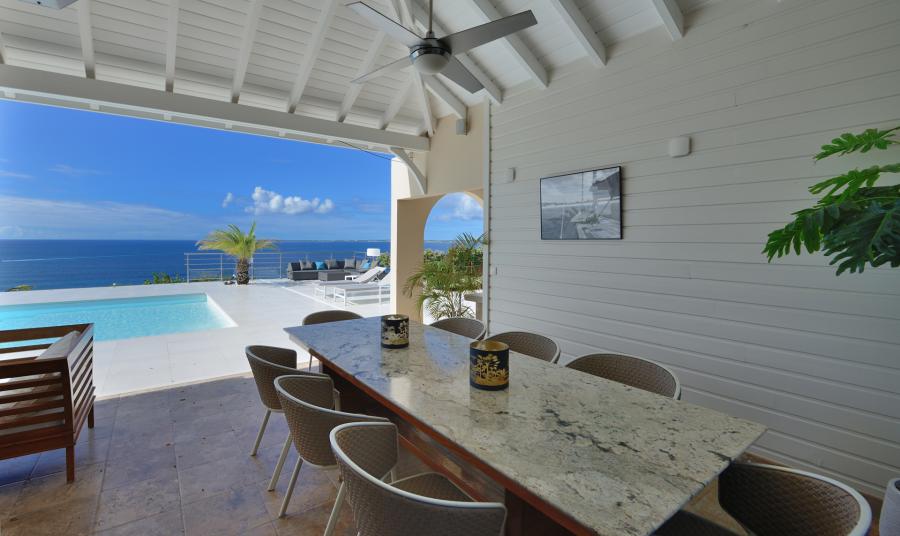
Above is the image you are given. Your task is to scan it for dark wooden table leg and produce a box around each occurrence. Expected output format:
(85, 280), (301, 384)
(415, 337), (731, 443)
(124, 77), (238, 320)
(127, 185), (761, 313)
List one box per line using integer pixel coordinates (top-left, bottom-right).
(505, 490), (574, 536)
(65, 445), (75, 482)
(88, 404), (95, 428)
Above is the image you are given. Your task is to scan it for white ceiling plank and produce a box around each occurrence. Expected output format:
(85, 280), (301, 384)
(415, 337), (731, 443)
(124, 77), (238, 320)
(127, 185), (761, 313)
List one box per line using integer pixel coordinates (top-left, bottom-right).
(408, 0), (502, 104)
(380, 73), (413, 130)
(231, 0), (264, 103)
(0, 64), (428, 151)
(424, 75), (465, 120)
(468, 0), (548, 88)
(337, 30), (388, 122)
(165, 0), (180, 92)
(549, 0), (606, 67)
(287, 0), (338, 113)
(77, 0), (95, 79)
(652, 0), (685, 40)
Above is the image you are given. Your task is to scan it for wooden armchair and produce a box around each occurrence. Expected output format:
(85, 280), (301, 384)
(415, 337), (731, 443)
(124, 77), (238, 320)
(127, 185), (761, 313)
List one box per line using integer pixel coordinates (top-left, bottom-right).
(0, 324), (96, 482)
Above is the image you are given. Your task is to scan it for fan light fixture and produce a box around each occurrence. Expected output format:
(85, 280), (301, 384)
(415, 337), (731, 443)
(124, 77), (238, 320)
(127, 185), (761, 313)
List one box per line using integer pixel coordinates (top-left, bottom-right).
(411, 47), (451, 75)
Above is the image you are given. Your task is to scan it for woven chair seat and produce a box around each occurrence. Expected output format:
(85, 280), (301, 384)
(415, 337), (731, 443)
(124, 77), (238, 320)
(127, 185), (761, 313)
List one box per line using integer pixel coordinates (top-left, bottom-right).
(392, 473), (473, 502)
(653, 511), (739, 536)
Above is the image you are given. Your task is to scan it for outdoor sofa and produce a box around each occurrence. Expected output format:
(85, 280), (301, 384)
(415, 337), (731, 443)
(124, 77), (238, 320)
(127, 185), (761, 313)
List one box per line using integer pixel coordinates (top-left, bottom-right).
(286, 258), (379, 281)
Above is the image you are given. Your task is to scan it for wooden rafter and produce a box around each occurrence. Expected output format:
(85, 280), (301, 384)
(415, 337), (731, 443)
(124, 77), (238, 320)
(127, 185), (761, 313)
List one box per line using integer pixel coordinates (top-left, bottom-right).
(165, 0), (180, 92)
(468, 0), (548, 88)
(550, 0), (605, 67)
(338, 30), (389, 122)
(76, 0), (95, 79)
(424, 76), (465, 120)
(231, 0), (264, 103)
(652, 0), (684, 40)
(287, 0), (338, 113)
(380, 74), (413, 130)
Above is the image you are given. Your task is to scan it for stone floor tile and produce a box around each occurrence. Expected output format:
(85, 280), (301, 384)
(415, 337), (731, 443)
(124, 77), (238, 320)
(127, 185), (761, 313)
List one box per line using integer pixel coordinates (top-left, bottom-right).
(174, 429), (244, 471)
(1, 496), (97, 536)
(260, 462), (337, 519)
(32, 436), (111, 479)
(271, 499), (357, 536)
(182, 484), (270, 536)
(103, 444), (176, 491)
(0, 454), (38, 486)
(177, 453), (269, 505)
(94, 475), (181, 532)
(12, 462), (104, 516)
(93, 507), (185, 536)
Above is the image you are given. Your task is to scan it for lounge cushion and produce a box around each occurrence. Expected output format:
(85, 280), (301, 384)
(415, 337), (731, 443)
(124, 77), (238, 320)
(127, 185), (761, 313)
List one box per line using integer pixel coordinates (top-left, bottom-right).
(355, 259), (365, 270)
(360, 261), (371, 270)
(301, 260), (314, 270)
(315, 261), (327, 270)
(325, 259), (338, 270)
(344, 258), (356, 269)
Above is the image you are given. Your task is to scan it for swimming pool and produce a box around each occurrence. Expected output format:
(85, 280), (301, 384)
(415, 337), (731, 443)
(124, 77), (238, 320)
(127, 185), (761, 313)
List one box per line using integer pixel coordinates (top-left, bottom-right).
(0, 294), (235, 341)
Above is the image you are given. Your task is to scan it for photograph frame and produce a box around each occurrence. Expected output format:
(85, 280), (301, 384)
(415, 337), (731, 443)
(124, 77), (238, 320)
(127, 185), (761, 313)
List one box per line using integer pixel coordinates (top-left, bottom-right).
(539, 165), (623, 241)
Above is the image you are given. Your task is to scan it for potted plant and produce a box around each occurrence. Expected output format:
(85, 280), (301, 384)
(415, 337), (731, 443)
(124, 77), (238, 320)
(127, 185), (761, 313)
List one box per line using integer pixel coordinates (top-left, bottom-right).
(197, 222), (275, 285)
(404, 233), (485, 320)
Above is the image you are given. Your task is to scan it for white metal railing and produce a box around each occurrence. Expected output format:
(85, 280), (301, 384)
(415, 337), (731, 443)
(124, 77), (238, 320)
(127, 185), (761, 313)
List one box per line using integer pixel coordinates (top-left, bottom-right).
(184, 250), (373, 282)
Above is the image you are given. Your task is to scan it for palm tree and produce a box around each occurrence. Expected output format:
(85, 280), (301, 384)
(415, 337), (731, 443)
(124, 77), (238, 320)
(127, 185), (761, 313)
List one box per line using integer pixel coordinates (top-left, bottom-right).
(404, 233), (485, 319)
(197, 222), (275, 284)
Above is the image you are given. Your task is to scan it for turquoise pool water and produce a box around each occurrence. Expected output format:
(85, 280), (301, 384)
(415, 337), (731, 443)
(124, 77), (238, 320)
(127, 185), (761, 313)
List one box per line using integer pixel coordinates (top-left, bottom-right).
(0, 294), (235, 341)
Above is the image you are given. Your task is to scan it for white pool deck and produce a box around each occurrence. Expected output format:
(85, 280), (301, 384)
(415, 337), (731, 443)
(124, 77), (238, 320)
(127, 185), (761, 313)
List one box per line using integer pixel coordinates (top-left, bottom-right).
(0, 280), (390, 397)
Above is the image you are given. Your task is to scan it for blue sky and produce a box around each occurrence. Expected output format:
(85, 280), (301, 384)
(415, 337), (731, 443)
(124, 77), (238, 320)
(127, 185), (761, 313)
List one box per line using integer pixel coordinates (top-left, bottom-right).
(0, 100), (482, 241)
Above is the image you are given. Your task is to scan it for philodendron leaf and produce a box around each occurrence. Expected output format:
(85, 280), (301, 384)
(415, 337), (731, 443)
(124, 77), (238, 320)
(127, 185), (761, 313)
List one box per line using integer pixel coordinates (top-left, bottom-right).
(815, 126), (899, 160)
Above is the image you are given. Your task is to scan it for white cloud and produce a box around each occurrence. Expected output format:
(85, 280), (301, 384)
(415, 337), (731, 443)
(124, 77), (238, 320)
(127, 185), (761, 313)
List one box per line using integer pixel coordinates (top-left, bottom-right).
(0, 169), (32, 179)
(246, 186), (334, 215)
(438, 193), (482, 221)
(50, 164), (103, 176)
(222, 192), (234, 208)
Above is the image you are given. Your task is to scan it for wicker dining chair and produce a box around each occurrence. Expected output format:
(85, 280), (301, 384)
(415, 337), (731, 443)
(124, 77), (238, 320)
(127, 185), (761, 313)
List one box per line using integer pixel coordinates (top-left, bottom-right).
(430, 317), (486, 340)
(565, 353), (681, 399)
(300, 310), (363, 370)
(485, 331), (561, 364)
(654, 462), (872, 536)
(330, 421), (507, 536)
(274, 375), (388, 534)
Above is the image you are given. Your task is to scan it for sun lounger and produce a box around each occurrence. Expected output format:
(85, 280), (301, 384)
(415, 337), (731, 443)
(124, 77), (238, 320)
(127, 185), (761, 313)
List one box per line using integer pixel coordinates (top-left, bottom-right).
(313, 267), (383, 299)
(332, 273), (392, 306)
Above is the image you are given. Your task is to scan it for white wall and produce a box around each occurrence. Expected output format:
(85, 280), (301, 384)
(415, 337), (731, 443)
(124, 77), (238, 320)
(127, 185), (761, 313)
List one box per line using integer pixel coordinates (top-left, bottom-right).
(487, 0), (900, 496)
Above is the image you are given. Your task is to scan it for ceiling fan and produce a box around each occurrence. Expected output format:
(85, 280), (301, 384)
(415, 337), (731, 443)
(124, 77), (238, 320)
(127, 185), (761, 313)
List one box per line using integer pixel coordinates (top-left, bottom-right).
(346, 0), (537, 94)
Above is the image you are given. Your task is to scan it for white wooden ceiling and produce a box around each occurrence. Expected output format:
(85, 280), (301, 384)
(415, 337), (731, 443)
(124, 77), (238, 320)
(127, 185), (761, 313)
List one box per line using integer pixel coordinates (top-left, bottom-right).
(0, 0), (713, 139)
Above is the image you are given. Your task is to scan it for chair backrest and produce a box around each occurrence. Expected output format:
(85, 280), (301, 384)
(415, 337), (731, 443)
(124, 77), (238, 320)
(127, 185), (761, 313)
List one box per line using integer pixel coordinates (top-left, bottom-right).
(356, 267), (384, 283)
(302, 310), (363, 325)
(718, 462), (872, 536)
(275, 375), (387, 467)
(485, 331), (560, 364)
(430, 317), (486, 340)
(331, 422), (507, 536)
(246, 345), (299, 410)
(565, 353), (681, 399)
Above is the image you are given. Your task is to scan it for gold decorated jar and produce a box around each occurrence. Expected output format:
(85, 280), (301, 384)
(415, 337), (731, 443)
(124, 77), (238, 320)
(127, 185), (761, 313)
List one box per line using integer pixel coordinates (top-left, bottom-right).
(381, 314), (409, 348)
(469, 340), (509, 390)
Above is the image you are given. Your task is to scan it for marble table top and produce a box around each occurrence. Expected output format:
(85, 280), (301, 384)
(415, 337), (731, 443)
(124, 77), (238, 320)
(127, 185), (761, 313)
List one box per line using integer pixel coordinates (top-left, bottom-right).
(285, 317), (764, 536)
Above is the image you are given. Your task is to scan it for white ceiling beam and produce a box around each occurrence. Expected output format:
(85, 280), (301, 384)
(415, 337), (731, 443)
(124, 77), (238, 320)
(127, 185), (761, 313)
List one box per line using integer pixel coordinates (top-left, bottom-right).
(424, 76), (465, 120)
(165, 0), (180, 92)
(338, 31), (388, 122)
(393, 0), (432, 136)
(76, 0), (95, 78)
(287, 0), (337, 114)
(0, 31), (7, 65)
(231, 0), (264, 103)
(390, 147), (426, 195)
(408, 0), (502, 104)
(0, 64), (429, 151)
(468, 0), (548, 88)
(549, 0), (605, 67)
(380, 74), (413, 130)
(411, 71), (433, 136)
(652, 0), (684, 40)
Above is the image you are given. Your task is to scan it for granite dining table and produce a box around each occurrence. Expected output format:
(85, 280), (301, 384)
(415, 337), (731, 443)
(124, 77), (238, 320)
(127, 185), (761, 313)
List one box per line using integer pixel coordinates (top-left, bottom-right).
(284, 317), (765, 536)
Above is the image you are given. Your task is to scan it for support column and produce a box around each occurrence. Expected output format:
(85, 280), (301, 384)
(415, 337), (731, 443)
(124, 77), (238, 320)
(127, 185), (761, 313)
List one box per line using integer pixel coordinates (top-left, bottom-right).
(390, 193), (439, 321)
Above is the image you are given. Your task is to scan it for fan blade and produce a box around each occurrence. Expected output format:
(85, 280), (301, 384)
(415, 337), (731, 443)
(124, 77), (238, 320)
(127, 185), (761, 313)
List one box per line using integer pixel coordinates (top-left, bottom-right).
(439, 56), (483, 94)
(346, 2), (423, 49)
(440, 10), (537, 55)
(351, 56), (412, 84)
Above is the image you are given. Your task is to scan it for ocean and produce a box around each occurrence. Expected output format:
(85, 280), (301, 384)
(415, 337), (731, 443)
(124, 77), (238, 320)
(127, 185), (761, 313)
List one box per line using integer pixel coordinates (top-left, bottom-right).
(0, 240), (451, 291)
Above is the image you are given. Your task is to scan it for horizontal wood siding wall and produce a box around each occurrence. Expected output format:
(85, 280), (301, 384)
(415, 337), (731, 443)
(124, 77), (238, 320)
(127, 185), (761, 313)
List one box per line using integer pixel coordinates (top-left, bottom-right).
(487, 0), (900, 496)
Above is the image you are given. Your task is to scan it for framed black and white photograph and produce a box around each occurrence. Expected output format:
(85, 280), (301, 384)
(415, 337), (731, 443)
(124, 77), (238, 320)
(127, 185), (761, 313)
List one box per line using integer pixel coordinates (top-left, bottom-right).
(540, 166), (622, 240)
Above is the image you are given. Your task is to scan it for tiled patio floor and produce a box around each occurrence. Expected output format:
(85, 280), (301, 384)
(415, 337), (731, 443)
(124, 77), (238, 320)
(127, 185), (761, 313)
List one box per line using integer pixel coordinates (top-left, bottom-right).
(0, 375), (368, 536)
(0, 373), (753, 536)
